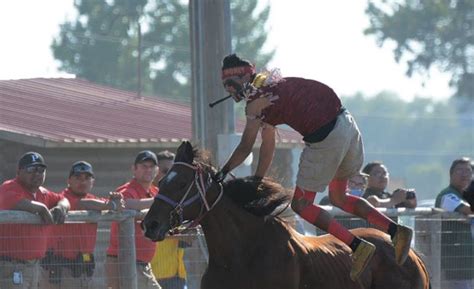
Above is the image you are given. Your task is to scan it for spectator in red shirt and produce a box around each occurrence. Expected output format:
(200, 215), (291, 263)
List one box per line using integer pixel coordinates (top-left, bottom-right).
(106, 150), (161, 289)
(0, 152), (70, 289)
(40, 161), (124, 289)
(215, 54), (413, 281)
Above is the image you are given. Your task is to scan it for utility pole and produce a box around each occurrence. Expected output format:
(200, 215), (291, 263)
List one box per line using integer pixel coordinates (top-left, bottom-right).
(189, 0), (233, 156)
(137, 21), (142, 98)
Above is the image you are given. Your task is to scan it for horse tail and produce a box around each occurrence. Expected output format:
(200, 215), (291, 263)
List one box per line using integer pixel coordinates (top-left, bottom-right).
(411, 249), (431, 289)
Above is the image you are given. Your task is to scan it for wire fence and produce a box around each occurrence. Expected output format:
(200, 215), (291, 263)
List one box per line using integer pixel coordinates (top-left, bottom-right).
(0, 209), (472, 289)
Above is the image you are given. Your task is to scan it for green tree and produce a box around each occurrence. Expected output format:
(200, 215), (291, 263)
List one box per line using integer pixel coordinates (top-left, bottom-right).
(52, 0), (274, 102)
(364, 0), (474, 99)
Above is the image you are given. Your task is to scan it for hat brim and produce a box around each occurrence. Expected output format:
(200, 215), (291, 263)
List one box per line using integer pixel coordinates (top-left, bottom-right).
(70, 171), (94, 177)
(136, 157), (157, 165)
(22, 163), (47, 169)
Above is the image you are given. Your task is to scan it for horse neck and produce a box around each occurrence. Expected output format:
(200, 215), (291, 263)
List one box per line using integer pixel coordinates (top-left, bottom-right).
(199, 194), (264, 266)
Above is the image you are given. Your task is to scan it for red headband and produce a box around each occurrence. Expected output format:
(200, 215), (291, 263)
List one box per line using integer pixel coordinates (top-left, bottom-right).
(221, 65), (255, 79)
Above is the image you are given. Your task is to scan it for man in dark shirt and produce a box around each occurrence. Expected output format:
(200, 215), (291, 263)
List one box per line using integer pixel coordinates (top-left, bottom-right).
(362, 161), (417, 208)
(435, 157), (473, 289)
(462, 162), (474, 210)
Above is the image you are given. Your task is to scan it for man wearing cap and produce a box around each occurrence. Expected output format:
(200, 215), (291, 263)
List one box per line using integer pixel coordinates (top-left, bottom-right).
(40, 161), (124, 289)
(106, 150), (161, 289)
(0, 152), (70, 289)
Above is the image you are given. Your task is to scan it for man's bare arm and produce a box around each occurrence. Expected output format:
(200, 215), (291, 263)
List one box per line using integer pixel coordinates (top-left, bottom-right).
(125, 198), (155, 210)
(14, 199), (54, 224)
(221, 118), (261, 173)
(255, 125), (276, 178)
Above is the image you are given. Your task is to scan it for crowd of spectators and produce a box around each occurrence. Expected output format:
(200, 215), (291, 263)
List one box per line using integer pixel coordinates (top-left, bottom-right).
(0, 150), (188, 289)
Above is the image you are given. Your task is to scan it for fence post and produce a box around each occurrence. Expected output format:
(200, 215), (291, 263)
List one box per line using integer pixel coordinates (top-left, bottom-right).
(118, 216), (137, 289)
(414, 214), (441, 289)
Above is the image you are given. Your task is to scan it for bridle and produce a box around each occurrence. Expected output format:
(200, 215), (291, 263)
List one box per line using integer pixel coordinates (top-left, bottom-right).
(154, 161), (223, 233)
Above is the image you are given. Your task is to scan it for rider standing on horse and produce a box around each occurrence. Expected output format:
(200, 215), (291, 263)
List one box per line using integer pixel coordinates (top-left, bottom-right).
(214, 54), (413, 281)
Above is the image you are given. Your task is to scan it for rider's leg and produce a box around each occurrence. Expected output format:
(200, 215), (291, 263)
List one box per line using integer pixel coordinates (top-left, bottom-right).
(291, 186), (375, 281)
(328, 179), (395, 233)
(291, 187), (354, 245)
(328, 178), (413, 265)
(292, 186), (369, 249)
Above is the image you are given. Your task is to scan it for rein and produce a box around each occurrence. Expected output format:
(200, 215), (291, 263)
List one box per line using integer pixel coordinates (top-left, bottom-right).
(154, 161), (223, 234)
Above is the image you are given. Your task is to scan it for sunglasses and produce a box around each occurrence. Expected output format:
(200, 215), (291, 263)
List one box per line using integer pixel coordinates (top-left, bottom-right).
(349, 180), (366, 187)
(370, 172), (389, 178)
(72, 164), (92, 173)
(24, 166), (46, 174)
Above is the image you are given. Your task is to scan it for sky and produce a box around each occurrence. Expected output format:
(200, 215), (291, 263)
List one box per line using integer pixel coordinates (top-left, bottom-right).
(0, 0), (454, 102)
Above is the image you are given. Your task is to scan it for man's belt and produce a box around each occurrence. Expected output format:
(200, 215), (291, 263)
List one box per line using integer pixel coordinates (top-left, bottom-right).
(303, 107), (346, 144)
(80, 253), (93, 263)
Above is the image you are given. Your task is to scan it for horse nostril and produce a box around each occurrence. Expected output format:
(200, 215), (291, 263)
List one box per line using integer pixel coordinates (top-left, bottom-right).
(143, 220), (159, 232)
(149, 220), (159, 230)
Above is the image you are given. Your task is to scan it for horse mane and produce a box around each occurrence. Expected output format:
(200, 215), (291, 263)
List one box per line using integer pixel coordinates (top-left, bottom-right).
(190, 146), (291, 217)
(223, 176), (292, 217)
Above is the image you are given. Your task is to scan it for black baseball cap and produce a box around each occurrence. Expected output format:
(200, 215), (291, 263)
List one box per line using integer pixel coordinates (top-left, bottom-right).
(134, 150), (158, 165)
(69, 161), (94, 177)
(18, 152), (47, 169)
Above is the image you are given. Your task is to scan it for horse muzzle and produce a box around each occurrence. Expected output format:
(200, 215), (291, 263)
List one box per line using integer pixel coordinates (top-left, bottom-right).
(142, 219), (169, 242)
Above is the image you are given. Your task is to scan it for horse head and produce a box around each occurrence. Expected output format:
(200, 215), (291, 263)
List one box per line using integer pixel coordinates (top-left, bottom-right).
(142, 141), (222, 241)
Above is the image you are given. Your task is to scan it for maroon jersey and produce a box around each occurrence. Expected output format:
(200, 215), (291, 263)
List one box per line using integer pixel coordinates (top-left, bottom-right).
(246, 77), (342, 136)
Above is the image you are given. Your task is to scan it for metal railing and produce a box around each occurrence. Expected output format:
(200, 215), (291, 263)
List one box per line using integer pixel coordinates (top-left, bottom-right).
(0, 208), (472, 289)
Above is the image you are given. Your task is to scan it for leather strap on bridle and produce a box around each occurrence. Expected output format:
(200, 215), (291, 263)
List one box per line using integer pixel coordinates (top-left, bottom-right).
(154, 161), (223, 234)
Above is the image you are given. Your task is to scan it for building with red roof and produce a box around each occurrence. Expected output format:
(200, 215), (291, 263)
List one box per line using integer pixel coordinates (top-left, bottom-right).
(0, 78), (302, 192)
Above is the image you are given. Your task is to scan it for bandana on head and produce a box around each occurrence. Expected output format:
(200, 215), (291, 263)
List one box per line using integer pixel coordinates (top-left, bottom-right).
(221, 65), (256, 80)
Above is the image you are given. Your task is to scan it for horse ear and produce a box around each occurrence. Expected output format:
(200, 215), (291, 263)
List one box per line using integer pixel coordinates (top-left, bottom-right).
(175, 141), (194, 164)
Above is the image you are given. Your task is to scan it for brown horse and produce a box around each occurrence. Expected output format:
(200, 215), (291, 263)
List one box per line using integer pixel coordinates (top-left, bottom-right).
(142, 141), (431, 289)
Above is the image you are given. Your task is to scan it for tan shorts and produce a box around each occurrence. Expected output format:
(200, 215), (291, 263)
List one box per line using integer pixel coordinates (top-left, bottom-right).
(296, 110), (364, 192)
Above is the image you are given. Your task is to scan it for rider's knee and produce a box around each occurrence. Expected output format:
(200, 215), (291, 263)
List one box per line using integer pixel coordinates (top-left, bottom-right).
(291, 197), (302, 213)
(292, 196), (311, 214)
(329, 193), (346, 208)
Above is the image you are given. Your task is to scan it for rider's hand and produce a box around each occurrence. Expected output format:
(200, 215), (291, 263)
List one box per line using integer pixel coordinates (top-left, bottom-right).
(253, 175), (263, 183)
(213, 169), (229, 183)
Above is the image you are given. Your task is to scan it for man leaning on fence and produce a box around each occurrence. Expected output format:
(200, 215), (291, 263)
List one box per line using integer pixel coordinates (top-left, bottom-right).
(40, 161), (124, 289)
(0, 152), (70, 289)
(106, 150), (161, 289)
(362, 161), (417, 209)
(463, 162), (474, 210)
(435, 157), (473, 289)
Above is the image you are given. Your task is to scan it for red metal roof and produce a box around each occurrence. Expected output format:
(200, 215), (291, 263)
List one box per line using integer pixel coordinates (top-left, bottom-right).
(0, 78), (301, 147)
